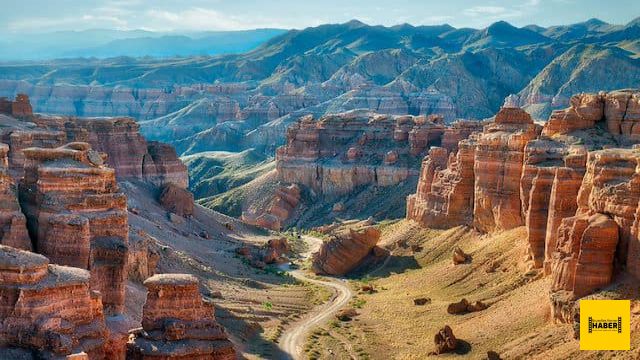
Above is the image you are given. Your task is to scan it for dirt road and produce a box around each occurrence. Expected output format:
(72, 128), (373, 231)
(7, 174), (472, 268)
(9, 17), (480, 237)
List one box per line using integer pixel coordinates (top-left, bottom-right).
(278, 236), (354, 359)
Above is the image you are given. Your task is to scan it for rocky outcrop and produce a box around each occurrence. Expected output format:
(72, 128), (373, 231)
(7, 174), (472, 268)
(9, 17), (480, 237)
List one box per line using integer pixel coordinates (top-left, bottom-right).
(2, 130), (67, 177)
(0, 144), (31, 250)
(159, 183), (195, 217)
(0, 245), (108, 358)
(19, 142), (128, 315)
(276, 111), (441, 197)
(441, 120), (483, 153)
(433, 325), (457, 355)
(549, 213), (619, 322)
(406, 91), (640, 328)
(574, 149), (640, 276)
(542, 90), (640, 138)
(0, 94), (33, 117)
(32, 115), (188, 188)
(407, 138), (477, 228)
(127, 274), (236, 359)
(240, 184), (301, 231)
(473, 107), (541, 232)
(128, 230), (160, 283)
(312, 226), (381, 276)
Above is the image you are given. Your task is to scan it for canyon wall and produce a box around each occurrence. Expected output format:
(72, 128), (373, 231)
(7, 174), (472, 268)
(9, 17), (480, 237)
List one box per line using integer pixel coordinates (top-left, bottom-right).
(275, 111), (457, 198)
(31, 115), (188, 188)
(0, 102), (232, 357)
(407, 89), (640, 324)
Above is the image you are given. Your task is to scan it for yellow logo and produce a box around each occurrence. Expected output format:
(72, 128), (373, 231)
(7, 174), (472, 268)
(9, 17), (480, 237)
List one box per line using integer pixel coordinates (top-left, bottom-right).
(580, 299), (630, 350)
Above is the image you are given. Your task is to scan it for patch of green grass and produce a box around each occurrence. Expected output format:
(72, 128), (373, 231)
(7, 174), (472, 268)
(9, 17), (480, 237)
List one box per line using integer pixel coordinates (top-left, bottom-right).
(263, 301), (273, 310)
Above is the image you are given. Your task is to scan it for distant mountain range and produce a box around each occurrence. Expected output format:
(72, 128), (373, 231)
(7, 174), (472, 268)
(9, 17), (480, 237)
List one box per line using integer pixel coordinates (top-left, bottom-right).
(0, 28), (287, 60)
(0, 17), (639, 157)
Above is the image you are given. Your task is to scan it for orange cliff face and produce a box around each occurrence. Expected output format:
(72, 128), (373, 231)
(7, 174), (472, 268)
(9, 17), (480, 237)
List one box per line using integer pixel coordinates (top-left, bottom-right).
(406, 89), (640, 324)
(0, 245), (108, 359)
(249, 111), (482, 230)
(0, 96), (235, 358)
(127, 274), (236, 360)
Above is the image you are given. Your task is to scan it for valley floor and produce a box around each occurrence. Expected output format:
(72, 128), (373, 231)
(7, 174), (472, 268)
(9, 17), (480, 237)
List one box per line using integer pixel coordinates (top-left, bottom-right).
(302, 220), (640, 359)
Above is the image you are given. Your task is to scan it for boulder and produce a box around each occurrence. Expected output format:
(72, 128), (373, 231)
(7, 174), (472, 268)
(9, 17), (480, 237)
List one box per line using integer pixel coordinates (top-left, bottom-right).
(158, 183), (195, 217)
(433, 325), (457, 354)
(312, 226), (381, 276)
(452, 247), (471, 265)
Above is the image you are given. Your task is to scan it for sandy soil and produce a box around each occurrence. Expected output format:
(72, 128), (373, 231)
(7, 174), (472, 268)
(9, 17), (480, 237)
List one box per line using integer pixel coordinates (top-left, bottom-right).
(279, 236), (354, 359)
(303, 220), (640, 359)
(122, 181), (326, 359)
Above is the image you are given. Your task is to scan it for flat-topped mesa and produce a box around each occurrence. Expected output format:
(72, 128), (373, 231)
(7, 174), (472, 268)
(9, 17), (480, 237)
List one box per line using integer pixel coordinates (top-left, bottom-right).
(127, 274), (236, 360)
(19, 142), (128, 316)
(0, 143), (31, 251)
(276, 111), (444, 197)
(473, 107), (541, 232)
(0, 245), (108, 358)
(407, 138), (477, 228)
(312, 225), (381, 276)
(31, 115), (188, 188)
(542, 90), (640, 138)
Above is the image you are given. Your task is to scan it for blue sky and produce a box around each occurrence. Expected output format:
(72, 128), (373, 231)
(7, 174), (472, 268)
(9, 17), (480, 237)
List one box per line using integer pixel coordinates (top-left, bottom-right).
(2, 0), (639, 33)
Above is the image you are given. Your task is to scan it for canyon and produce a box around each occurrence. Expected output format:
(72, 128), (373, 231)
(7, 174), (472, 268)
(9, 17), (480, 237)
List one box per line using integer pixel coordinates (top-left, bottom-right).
(407, 89), (640, 326)
(0, 95), (239, 359)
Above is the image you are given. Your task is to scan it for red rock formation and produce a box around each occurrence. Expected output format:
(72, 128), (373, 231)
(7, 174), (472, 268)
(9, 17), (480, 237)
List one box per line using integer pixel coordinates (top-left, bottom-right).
(519, 141), (586, 268)
(542, 93), (604, 136)
(31, 116), (188, 188)
(549, 214), (619, 322)
(0, 94), (33, 117)
(0, 245), (108, 358)
(574, 149), (640, 276)
(433, 325), (457, 354)
(19, 142), (128, 315)
(543, 150), (587, 273)
(312, 226), (381, 275)
(542, 90), (640, 138)
(276, 111), (442, 197)
(11, 94), (33, 117)
(127, 274), (236, 359)
(0, 144), (31, 250)
(2, 130), (67, 177)
(241, 184), (301, 231)
(407, 138), (476, 228)
(441, 120), (483, 153)
(128, 230), (160, 283)
(144, 141), (189, 188)
(473, 107), (541, 232)
(159, 183), (195, 217)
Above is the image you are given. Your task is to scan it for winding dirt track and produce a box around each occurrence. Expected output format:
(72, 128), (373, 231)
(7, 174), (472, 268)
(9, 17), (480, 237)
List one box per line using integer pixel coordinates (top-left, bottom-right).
(278, 236), (354, 360)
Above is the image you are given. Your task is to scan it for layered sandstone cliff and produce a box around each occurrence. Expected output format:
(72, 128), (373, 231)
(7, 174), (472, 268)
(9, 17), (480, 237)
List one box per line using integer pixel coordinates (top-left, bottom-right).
(0, 144), (31, 250)
(276, 111), (445, 197)
(32, 116), (188, 188)
(127, 274), (236, 359)
(407, 89), (640, 325)
(19, 142), (128, 315)
(0, 245), (108, 358)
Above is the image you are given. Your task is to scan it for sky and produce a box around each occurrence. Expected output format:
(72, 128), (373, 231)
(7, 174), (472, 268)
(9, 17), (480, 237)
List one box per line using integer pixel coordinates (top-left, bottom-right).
(1, 0), (639, 34)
